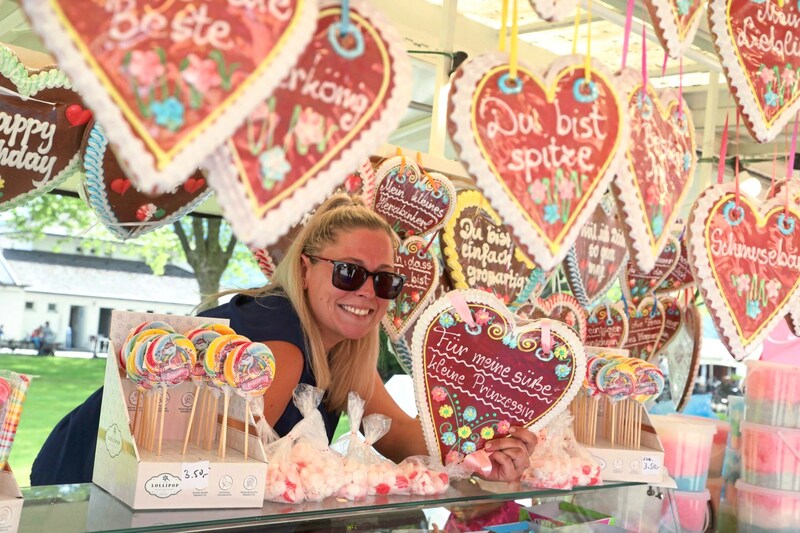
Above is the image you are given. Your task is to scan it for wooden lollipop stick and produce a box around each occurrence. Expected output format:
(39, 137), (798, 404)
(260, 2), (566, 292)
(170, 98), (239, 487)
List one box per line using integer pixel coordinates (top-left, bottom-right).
(610, 402), (617, 447)
(207, 395), (219, 451)
(244, 401), (250, 462)
(157, 387), (167, 456)
(182, 384), (201, 455)
(131, 390), (141, 436)
(195, 386), (207, 446)
(220, 392), (231, 459)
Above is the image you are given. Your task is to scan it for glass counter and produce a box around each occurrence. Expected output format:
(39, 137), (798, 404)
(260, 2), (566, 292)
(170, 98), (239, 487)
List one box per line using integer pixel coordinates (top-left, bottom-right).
(18, 481), (679, 532)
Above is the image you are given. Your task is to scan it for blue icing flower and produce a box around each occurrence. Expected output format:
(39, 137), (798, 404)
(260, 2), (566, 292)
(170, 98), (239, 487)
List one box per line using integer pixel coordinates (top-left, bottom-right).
(441, 432), (456, 446)
(401, 301), (412, 314)
(387, 300), (396, 313)
(677, 0), (691, 15)
(461, 441), (477, 454)
(723, 201), (745, 226)
(259, 146), (291, 189)
(747, 300), (761, 319)
(150, 97), (185, 131)
(463, 406), (477, 422)
(555, 363), (571, 380)
(683, 152), (692, 171)
(765, 89), (779, 107)
(651, 213), (665, 238)
(439, 312), (456, 328)
(544, 203), (560, 224)
(502, 333), (518, 349)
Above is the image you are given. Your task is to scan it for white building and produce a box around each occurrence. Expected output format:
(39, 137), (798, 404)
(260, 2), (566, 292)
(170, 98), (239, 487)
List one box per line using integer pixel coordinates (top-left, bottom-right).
(0, 233), (200, 351)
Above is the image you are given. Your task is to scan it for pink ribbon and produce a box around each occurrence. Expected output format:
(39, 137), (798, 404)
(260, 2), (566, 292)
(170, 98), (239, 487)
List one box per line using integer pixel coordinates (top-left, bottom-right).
(717, 113), (729, 185)
(541, 318), (553, 354)
(462, 449), (493, 476)
(620, 0), (634, 70)
(448, 291), (476, 328)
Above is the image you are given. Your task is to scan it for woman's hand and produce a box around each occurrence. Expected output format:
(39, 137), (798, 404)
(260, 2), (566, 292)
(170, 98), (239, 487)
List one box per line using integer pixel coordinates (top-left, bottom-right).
(478, 427), (538, 482)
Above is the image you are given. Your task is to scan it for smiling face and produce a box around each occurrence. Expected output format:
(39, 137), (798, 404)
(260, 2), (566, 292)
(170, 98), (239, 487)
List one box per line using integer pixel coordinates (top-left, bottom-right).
(303, 227), (396, 351)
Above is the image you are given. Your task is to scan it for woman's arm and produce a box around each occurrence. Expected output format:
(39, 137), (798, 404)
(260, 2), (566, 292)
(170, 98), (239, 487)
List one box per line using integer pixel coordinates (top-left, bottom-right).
(364, 371), (428, 462)
(260, 340), (304, 427)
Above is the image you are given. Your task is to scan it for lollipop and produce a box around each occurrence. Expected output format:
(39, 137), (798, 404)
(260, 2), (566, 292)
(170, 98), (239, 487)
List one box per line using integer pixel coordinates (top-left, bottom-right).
(199, 323), (236, 336)
(182, 326), (222, 454)
(119, 328), (169, 373)
(204, 334), (249, 457)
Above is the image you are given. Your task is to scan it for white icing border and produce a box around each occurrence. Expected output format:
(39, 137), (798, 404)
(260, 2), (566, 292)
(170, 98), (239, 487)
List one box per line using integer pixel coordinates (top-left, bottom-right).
(645, 0), (705, 59)
(527, 0), (579, 22)
(381, 236), (440, 343)
(586, 301), (630, 349)
(0, 45), (80, 212)
(83, 124), (211, 240)
(410, 289), (586, 461)
(203, 0), (412, 248)
(449, 52), (628, 272)
(372, 156), (457, 239)
(708, 0), (800, 142)
(532, 293), (589, 343)
(21, 0), (318, 193)
(686, 182), (800, 360)
(613, 68), (697, 273)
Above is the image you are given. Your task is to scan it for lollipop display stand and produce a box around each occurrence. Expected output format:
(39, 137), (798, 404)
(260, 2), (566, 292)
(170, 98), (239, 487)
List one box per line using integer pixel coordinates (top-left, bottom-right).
(0, 467), (23, 533)
(92, 311), (268, 510)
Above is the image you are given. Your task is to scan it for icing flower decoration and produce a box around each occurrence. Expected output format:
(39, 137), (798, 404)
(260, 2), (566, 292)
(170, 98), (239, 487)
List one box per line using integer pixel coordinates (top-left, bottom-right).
(150, 97), (185, 131)
(651, 213), (665, 238)
(646, 184), (660, 205)
(387, 300), (396, 313)
(496, 420), (511, 435)
(747, 300), (761, 319)
(676, 0), (691, 15)
(554, 345), (570, 361)
(781, 66), (796, 88)
(474, 309), (491, 326)
(759, 66), (776, 85)
(555, 363), (571, 380)
(480, 427), (495, 440)
(401, 301), (412, 314)
(128, 50), (165, 88)
(446, 451), (464, 464)
(259, 146), (291, 189)
(723, 201), (745, 226)
(502, 333), (518, 349)
(765, 89), (779, 107)
(431, 387), (447, 403)
(544, 203), (560, 225)
(441, 432), (456, 446)
(461, 441), (476, 454)
(181, 53), (222, 94)
(683, 152), (692, 171)
(457, 425), (472, 439)
(766, 279), (781, 301)
(392, 316), (403, 328)
(557, 179), (575, 201)
(439, 312), (456, 328)
(294, 107), (326, 147)
(528, 180), (548, 204)
(439, 405), (454, 418)
(736, 274), (751, 294)
(411, 291), (421, 303)
(463, 406), (477, 422)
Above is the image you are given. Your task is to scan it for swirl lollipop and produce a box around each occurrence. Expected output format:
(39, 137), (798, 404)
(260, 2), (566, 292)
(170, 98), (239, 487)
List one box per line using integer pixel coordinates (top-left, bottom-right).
(119, 328), (169, 374)
(204, 334), (249, 455)
(182, 327), (222, 454)
(596, 361), (636, 447)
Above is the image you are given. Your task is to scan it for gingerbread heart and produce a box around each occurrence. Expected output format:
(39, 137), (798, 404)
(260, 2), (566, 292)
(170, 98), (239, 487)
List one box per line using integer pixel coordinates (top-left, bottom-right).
(651, 296), (683, 360)
(205, 1), (411, 247)
(644, 0), (706, 59)
(613, 71), (696, 273)
(708, 0), (800, 142)
(21, 0), (318, 193)
(81, 123), (211, 240)
(667, 304), (702, 411)
(442, 190), (547, 309)
(623, 297), (667, 359)
(372, 156), (456, 239)
(382, 237), (440, 343)
(657, 233), (695, 294)
(517, 293), (588, 343)
(585, 303), (629, 349)
(528, 0), (579, 22)
(623, 234), (681, 304)
(412, 290), (586, 465)
(448, 53), (626, 271)
(0, 45), (89, 212)
(563, 192), (629, 307)
(688, 183), (800, 360)
(249, 159), (378, 279)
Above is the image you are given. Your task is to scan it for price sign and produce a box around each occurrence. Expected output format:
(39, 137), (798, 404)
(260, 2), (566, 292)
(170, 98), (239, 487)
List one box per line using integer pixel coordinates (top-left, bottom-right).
(641, 455), (662, 476)
(182, 460), (210, 491)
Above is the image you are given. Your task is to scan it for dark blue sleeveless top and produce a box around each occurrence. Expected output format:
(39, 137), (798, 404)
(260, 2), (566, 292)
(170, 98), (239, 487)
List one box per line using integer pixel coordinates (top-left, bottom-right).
(198, 293), (341, 440)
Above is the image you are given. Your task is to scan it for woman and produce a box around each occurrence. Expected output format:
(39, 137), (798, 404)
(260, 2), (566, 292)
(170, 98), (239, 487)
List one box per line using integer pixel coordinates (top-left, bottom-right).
(199, 194), (535, 479)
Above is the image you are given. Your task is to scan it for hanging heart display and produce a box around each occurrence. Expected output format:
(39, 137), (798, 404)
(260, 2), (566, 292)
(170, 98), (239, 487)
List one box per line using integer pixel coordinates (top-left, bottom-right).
(250, 159), (377, 279)
(412, 290), (586, 465)
(657, 233), (696, 294)
(21, 0), (318, 193)
(205, 1), (411, 248)
(563, 192), (629, 307)
(613, 71), (696, 273)
(667, 303), (702, 411)
(448, 53), (626, 271)
(708, 0), (800, 142)
(372, 156), (456, 239)
(585, 302), (629, 349)
(623, 297), (667, 359)
(650, 296), (684, 360)
(643, 0), (705, 59)
(442, 190), (547, 308)
(516, 293), (588, 342)
(381, 237), (439, 342)
(622, 234), (681, 304)
(527, 0), (579, 22)
(0, 45), (90, 212)
(81, 123), (211, 240)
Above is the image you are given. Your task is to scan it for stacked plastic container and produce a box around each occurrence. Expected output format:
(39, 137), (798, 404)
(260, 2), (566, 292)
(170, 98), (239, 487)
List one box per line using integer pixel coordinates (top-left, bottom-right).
(718, 395), (744, 531)
(651, 414), (717, 533)
(736, 360), (800, 533)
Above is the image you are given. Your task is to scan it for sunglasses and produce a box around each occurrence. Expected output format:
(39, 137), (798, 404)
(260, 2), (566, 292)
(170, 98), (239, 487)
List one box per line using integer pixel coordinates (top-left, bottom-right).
(305, 255), (405, 299)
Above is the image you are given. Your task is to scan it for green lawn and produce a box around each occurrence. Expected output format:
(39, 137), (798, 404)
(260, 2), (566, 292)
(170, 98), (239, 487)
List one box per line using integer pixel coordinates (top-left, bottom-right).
(0, 355), (106, 487)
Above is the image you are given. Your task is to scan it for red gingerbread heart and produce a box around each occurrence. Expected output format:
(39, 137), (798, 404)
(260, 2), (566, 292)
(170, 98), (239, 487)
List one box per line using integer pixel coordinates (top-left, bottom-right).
(688, 184), (800, 359)
(623, 234), (681, 305)
(448, 54), (626, 271)
(382, 237), (439, 343)
(21, 0), (318, 193)
(517, 293), (588, 343)
(585, 303), (629, 349)
(657, 233), (696, 294)
(563, 193), (629, 307)
(412, 290), (586, 465)
(623, 297), (667, 359)
(81, 123), (210, 240)
(651, 296), (684, 360)
(644, 0), (706, 59)
(613, 71), (696, 273)
(709, 0), (800, 142)
(205, 1), (410, 247)
(0, 46), (90, 213)
(667, 303), (702, 411)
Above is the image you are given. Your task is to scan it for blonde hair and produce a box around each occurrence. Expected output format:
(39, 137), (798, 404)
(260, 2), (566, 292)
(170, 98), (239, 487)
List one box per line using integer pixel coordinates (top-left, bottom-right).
(235, 193), (396, 411)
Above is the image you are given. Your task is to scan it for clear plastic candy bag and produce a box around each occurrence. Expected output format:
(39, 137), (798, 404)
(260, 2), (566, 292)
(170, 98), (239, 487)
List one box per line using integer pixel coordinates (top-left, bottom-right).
(397, 455), (450, 495)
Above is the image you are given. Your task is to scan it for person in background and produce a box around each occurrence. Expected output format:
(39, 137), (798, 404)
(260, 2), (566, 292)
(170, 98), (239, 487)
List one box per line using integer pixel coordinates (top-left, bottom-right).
(0, 324), (4, 342)
(29, 326), (42, 352)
